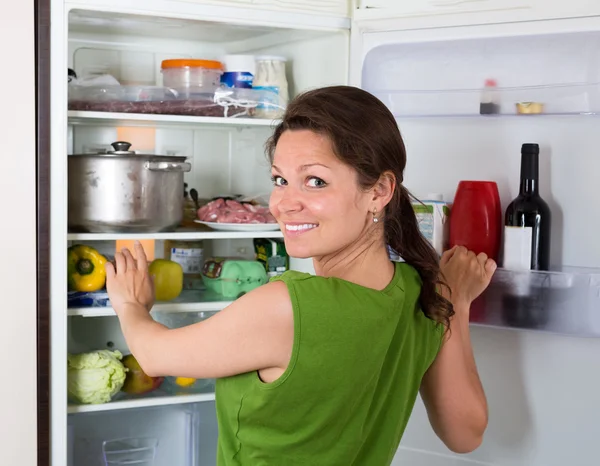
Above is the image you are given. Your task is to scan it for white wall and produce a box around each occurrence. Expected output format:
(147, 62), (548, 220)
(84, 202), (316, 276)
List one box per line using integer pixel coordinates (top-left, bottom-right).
(0, 1), (38, 465)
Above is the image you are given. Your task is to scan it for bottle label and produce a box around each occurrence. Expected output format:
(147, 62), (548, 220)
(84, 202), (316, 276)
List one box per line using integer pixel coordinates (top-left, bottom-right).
(170, 248), (204, 274)
(221, 71), (254, 89)
(503, 226), (532, 270)
(414, 204), (434, 242)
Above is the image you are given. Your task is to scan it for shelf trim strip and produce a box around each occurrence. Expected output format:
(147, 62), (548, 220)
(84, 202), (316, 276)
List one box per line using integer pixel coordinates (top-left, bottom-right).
(68, 231), (284, 241)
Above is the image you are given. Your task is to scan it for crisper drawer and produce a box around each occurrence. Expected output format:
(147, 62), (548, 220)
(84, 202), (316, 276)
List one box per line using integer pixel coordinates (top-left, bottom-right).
(69, 402), (217, 466)
(67, 311), (218, 415)
(171, 0), (349, 16)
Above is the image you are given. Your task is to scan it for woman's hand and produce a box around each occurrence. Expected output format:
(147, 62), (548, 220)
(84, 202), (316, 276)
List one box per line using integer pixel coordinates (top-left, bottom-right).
(105, 242), (155, 314)
(440, 246), (497, 307)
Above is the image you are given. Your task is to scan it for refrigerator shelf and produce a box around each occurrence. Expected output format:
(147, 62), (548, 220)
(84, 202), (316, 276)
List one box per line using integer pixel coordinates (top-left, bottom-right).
(471, 266), (600, 338)
(67, 391), (215, 414)
(368, 82), (600, 118)
(68, 110), (281, 129)
(67, 230), (283, 241)
(68, 290), (231, 317)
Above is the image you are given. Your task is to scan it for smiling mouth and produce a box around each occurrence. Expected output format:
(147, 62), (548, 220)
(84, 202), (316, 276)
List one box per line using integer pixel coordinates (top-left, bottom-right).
(285, 223), (318, 232)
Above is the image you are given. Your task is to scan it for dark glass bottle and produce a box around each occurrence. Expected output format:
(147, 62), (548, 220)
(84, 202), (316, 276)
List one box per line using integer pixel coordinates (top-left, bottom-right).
(504, 143), (551, 271)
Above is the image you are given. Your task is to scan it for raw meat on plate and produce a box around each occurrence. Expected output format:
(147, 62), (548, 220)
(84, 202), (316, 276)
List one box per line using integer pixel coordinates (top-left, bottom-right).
(197, 198), (276, 224)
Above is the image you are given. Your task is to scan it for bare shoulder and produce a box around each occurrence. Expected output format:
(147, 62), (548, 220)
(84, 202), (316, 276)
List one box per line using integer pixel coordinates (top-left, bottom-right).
(210, 280), (295, 344)
(224, 280), (292, 317)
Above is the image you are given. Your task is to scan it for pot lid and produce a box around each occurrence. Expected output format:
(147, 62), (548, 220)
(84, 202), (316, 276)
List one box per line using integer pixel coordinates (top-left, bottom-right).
(71, 141), (186, 160)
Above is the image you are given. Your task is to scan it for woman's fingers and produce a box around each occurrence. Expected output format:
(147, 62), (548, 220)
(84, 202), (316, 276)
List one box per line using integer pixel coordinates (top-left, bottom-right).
(105, 261), (116, 279)
(476, 252), (488, 268)
(485, 258), (497, 276)
(441, 245), (459, 266)
(134, 241), (148, 270)
(123, 248), (137, 271)
(115, 252), (126, 274)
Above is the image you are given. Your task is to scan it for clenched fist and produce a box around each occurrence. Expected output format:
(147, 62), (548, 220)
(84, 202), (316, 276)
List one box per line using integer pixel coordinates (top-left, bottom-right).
(440, 246), (497, 308)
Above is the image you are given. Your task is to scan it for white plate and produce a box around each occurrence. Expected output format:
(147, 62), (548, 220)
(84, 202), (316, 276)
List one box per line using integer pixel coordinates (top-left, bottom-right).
(195, 220), (281, 232)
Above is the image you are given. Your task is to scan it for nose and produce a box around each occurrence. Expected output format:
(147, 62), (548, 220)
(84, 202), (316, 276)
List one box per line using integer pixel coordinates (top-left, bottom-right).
(272, 185), (303, 215)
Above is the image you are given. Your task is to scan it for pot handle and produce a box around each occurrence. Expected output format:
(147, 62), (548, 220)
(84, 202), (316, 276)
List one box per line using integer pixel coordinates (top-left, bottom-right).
(145, 161), (192, 173)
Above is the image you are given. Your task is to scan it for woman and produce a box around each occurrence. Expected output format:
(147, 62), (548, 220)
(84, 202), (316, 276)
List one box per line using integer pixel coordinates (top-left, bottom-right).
(106, 86), (496, 465)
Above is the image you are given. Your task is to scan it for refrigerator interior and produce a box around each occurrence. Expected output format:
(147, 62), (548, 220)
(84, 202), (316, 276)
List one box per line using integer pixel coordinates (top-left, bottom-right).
(65, 8), (349, 465)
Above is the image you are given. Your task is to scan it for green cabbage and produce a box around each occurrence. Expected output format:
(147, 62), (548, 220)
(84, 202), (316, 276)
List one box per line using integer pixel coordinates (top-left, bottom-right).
(67, 350), (128, 404)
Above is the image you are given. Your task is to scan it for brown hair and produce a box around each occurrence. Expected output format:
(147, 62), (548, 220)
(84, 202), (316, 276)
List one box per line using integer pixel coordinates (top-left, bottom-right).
(266, 85), (453, 328)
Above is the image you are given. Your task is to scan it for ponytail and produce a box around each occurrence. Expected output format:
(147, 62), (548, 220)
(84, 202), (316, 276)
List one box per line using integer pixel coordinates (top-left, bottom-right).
(385, 185), (454, 328)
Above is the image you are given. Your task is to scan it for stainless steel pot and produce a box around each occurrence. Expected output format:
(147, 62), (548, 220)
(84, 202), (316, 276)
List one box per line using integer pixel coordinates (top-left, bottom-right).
(68, 141), (192, 233)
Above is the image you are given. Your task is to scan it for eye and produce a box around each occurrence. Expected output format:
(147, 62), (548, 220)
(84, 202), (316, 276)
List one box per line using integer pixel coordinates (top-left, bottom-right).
(306, 177), (327, 188)
(271, 175), (287, 187)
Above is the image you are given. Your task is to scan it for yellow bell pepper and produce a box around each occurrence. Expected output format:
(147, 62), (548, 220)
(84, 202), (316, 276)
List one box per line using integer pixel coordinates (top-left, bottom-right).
(68, 245), (108, 292)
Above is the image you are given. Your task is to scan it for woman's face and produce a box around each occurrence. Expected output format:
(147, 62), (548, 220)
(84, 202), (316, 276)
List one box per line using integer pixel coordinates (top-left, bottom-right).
(269, 130), (374, 259)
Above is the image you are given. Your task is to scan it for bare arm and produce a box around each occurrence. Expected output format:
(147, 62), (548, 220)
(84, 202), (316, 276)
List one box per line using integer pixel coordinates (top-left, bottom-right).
(420, 246), (495, 453)
(420, 301), (488, 453)
(106, 243), (294, 379)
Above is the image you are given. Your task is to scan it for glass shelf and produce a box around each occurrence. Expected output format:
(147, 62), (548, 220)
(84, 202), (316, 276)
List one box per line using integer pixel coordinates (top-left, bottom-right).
(68, 289), (230, 317)
(471, 267), (600, 338)
(68, 390), (215, 414)
(368, 82), (600, 118)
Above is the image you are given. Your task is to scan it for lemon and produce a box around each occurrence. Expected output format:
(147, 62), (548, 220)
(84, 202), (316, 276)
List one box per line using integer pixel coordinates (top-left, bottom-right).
(175, 377), (196, 387)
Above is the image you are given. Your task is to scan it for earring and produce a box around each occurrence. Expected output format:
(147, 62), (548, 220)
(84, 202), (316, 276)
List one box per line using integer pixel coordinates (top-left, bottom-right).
(372, 208), (379, 223)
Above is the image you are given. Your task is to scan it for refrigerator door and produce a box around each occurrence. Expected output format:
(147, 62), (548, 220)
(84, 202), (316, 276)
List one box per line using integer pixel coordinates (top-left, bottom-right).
(349, 13), (600, 466)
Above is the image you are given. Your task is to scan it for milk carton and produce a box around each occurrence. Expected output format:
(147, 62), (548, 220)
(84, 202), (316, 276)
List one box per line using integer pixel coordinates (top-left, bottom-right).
(412, 194), (450, 257)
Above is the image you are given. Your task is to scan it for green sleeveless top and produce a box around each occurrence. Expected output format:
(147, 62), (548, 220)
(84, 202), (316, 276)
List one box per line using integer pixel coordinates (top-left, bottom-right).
(215, 261), (443, 466)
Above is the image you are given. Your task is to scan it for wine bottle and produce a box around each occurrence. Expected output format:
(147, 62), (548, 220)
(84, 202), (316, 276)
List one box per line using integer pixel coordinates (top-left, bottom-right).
(503, 143), (551, 270)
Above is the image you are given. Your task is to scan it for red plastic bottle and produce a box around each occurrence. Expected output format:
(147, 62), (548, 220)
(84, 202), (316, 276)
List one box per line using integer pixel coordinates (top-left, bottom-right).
(449, 181), (502, 323)
(449, 180), (502, 261)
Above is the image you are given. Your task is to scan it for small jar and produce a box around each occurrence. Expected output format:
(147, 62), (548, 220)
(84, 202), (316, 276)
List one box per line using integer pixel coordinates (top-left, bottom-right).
(163, 239), (204, 290)
(161, 59), (224, 96)
(221, 54), (255, 89)
(253, 56), (289, 119)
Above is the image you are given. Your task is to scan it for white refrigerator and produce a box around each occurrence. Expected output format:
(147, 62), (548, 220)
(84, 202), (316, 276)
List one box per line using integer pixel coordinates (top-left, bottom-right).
(41, 1), (600, 465)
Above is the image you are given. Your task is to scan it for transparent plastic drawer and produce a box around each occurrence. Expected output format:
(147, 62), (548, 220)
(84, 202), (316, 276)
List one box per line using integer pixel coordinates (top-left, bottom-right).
(473, 267), (600, 337)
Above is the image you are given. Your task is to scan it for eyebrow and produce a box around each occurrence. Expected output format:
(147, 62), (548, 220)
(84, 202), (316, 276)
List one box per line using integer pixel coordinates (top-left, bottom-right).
(271, 163), (330, 172)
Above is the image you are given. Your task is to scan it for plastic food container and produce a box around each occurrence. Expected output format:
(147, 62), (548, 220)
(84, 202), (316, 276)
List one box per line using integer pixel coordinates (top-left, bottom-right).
(253, 56), (289, 118)
(68, 84), (252, 117)
(102, 437), (158, 465)
(161, 59), (224, 95)
(69, 85), (175, 103)
(201, 258), (268, 298)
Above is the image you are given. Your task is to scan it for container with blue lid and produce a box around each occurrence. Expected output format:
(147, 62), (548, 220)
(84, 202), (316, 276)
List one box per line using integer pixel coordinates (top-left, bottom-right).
(221, 54), (255, 89)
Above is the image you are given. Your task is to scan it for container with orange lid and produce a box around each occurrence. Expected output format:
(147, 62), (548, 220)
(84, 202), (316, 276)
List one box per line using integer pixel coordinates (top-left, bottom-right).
(161, 59), (224, 95)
